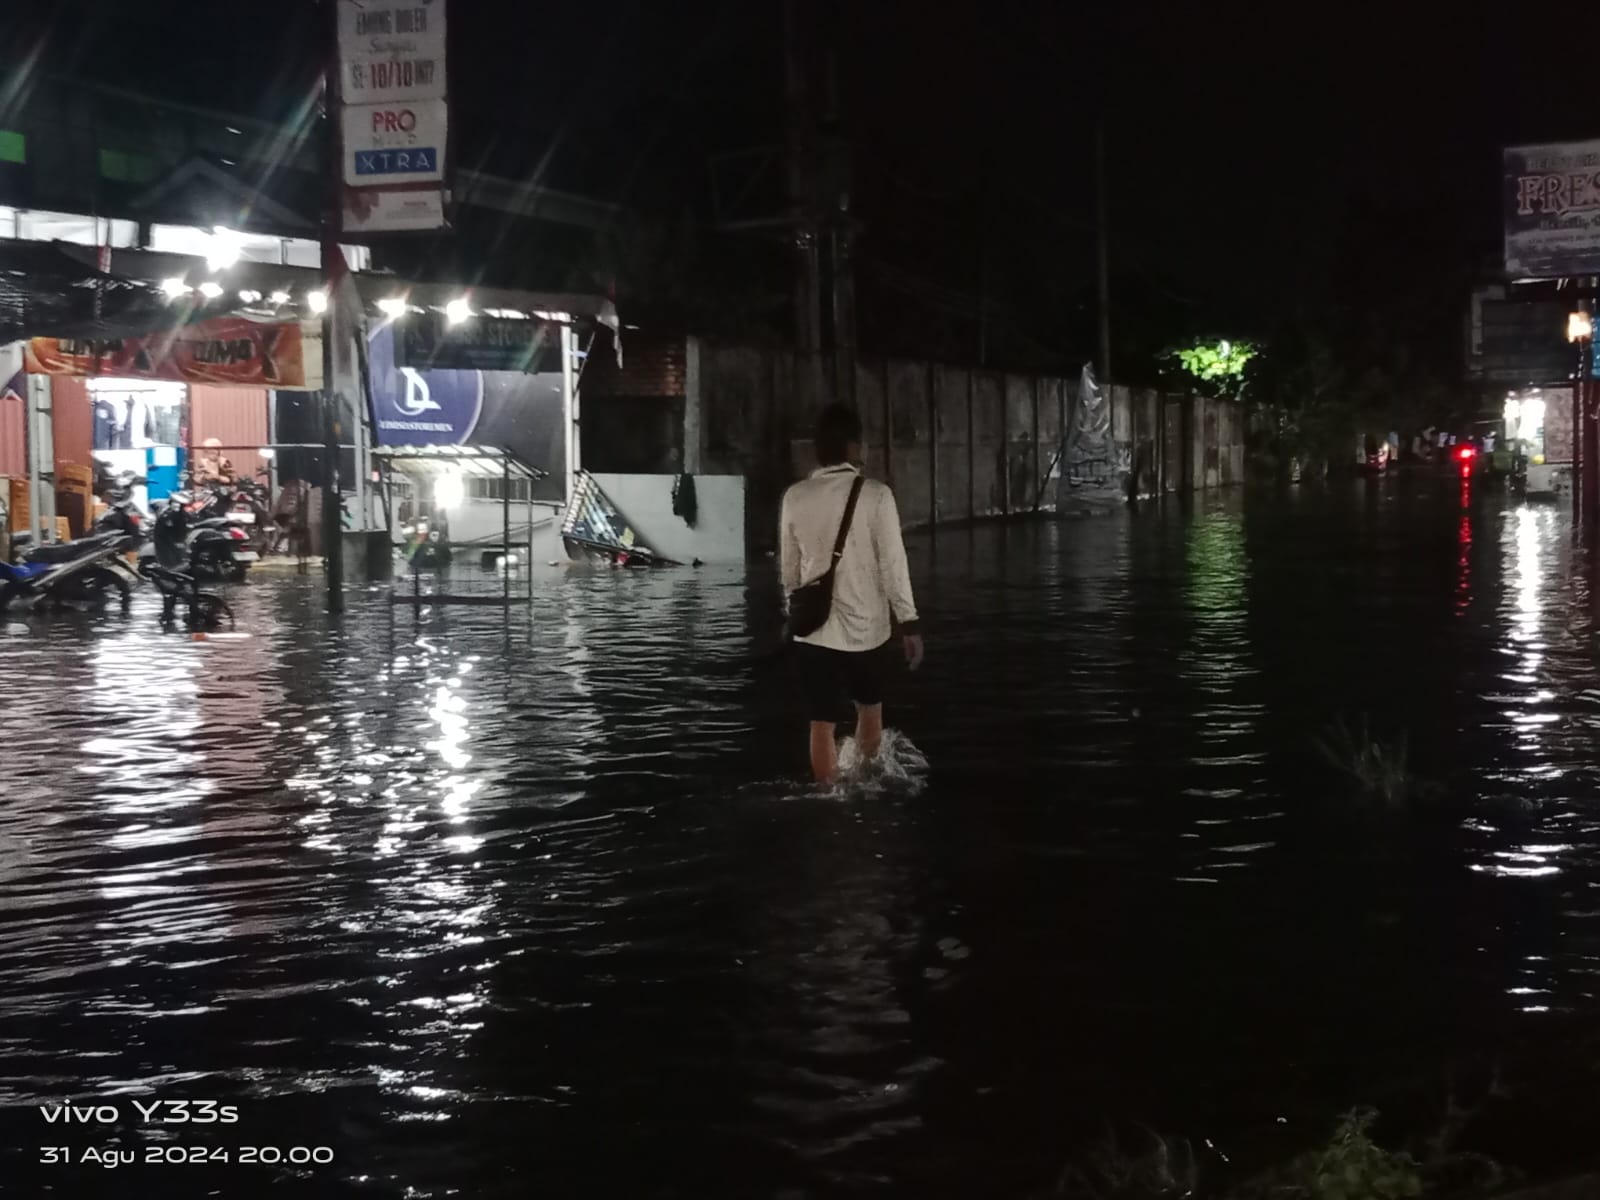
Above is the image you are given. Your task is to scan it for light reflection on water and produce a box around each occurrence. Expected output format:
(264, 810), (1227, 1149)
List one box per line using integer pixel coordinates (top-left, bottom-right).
(5, 487), (1600, 1195)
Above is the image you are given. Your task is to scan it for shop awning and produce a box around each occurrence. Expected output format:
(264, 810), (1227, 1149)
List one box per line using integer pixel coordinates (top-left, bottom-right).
(0, 240), (238, 344)
(371, 443), (549, 483)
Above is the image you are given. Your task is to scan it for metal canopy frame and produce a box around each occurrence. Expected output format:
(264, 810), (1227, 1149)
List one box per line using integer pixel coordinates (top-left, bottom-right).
(372, 443), (547, 608)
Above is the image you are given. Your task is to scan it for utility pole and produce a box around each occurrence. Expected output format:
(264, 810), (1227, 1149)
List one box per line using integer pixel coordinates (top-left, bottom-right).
(784, 0), (825, 412)
(819, 24), (856, 411)
(977, 171), (988, 367)
(321, 0), (344, 614)
(1095, 117), (1112, 390)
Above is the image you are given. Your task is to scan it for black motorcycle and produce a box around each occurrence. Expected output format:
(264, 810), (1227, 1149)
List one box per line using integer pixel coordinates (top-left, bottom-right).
(138, 560), (234, 630)
(151, 491), (257, 582)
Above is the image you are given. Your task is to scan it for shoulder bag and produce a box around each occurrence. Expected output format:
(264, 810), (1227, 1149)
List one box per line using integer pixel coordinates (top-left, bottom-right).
(785, 475), (864, 639)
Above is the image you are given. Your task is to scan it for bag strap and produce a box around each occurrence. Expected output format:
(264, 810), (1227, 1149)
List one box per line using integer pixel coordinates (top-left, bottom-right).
(826, 476), (865, 572)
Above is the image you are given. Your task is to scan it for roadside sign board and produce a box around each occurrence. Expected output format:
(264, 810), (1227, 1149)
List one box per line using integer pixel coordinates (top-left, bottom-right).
(342, 187), (447, 233)
(337, 0), (447, 104)
(395, 313), (560, 373)
(1504, 140), (1600, 279)
(337, 1), (450, 231)
(341, 100), (447, 185)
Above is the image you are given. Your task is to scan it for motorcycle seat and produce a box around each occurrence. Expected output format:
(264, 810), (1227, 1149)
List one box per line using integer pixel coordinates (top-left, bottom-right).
(23, 534), (120, 564)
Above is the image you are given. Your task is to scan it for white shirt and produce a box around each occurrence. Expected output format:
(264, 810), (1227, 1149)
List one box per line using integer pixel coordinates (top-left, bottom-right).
(780, 464), (919, 652)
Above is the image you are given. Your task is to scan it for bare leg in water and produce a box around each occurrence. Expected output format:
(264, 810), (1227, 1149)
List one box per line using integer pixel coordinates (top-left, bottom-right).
(809, 721), (839, 784)
(855, 703), (883, 761)
(809, 704), (885, 785)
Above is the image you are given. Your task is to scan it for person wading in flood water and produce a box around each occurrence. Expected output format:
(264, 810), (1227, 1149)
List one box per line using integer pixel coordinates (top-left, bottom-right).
(781, 403), (924, 784)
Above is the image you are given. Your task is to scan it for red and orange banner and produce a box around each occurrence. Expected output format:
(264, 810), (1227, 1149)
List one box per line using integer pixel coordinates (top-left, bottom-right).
(25, 317), (306, 388)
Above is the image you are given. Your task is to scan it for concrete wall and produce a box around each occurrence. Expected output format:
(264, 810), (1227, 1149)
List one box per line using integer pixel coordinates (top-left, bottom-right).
(588, 472), (746, 565)
(680, 337), (1245, 550)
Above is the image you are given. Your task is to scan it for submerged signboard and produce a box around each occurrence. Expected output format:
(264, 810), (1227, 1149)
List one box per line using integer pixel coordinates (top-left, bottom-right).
(1504, 140), (1600, 279)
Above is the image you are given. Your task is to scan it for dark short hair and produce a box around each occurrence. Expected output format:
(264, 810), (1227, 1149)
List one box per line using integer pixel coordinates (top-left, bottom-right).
(814, 403), (862, 466)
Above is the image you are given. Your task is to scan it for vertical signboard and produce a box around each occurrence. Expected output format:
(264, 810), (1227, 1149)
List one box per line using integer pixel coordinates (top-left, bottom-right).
(337, 1), (449, 232)
(340, 100), (447, 185)
(337, 1), (447, 103)
(1504, 140), (1600, 279)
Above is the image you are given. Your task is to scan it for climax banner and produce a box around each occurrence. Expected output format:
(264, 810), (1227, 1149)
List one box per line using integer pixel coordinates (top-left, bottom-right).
(25, 317), (307, 387)
(1504, 140), (1600, 279)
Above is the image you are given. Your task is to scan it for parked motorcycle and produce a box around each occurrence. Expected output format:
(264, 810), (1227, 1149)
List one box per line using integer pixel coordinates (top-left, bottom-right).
(151, 495), (257, 582)
(138, 559), (234, 630)
(92, 491), (146, 549)
(221, 475), (275, 554)
(11, 509), (142, 565)
(0, 538), (135, 613)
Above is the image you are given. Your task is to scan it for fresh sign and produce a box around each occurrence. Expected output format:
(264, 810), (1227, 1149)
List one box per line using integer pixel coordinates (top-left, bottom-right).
(1504, 140), (1600, 279)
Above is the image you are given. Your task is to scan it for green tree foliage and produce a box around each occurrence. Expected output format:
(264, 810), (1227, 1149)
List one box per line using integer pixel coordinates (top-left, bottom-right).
(1165, 338), (1258, 397)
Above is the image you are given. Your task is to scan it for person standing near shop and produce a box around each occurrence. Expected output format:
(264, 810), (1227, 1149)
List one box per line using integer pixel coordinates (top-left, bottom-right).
(193, 437), (235, 486)
(780, 403), (924, 784)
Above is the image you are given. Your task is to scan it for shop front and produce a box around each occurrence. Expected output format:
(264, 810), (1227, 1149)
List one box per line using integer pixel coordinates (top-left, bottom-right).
(2, 314), (318, 543)
(1504, 387), (1562, 495)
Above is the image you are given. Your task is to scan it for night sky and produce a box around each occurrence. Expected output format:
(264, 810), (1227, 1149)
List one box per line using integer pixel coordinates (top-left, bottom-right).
(6, 1), (1600, 376)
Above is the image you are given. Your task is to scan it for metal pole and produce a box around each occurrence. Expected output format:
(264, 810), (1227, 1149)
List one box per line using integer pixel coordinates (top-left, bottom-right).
(321, 314), (343, 613)
(320, 0), (343, 614)
(562, 323), (578, 506)
(1095, 118), (1112, 391)
(351, 358), (368, 536)
(266, 384), (278, 501)
(927, 361), (938, 527)
(881, 356), (893, 488)
(1000, 373), (1010, 516)
(967, 370), (976, 519)
(1575, 332), (1584, 526)
(1030, 375), (1041, 510)
(1586, 339), (1598, 538)
(502, 454), (510, 606)
(24, 374), (47, 546)
(785, 0), (821, 359)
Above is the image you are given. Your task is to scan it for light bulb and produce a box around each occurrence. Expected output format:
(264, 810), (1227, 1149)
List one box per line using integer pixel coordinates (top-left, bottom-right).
(205, 226), (243, 272)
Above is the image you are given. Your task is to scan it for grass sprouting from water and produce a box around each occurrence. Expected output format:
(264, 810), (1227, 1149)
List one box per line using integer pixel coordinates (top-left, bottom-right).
(1236, 1108), (1422, 1200)
(1314, 715), (1416, 805)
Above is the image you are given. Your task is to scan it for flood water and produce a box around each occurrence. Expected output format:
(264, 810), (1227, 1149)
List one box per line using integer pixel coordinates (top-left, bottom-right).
(6, 480), (1600, 1197)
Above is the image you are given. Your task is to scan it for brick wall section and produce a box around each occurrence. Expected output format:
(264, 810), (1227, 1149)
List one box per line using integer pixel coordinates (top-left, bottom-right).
(581, 334), (687, 399)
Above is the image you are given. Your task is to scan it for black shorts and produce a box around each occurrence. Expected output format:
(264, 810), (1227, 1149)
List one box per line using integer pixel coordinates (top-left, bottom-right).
(793, 640), (890, 722)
